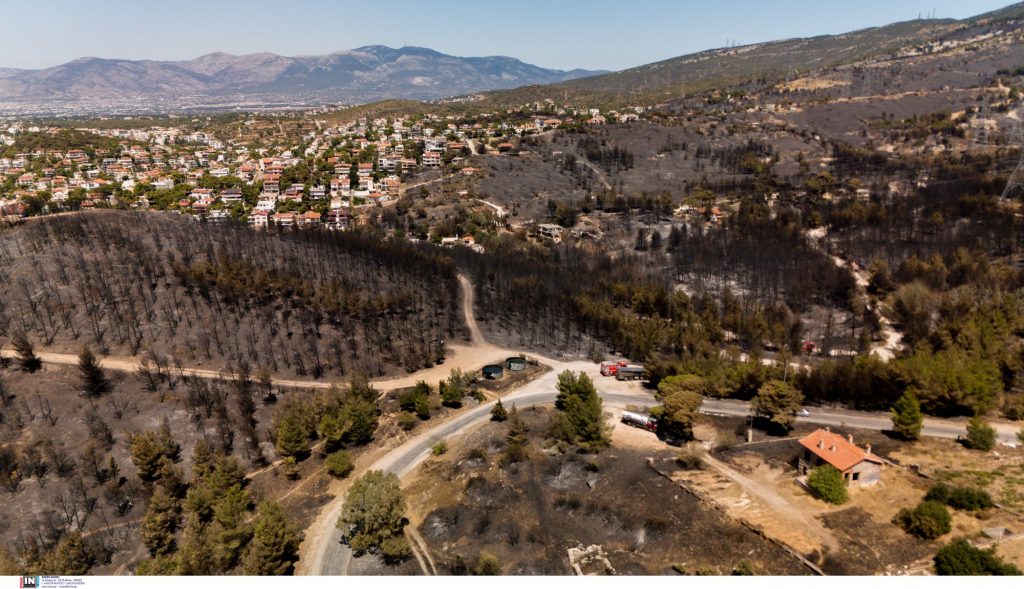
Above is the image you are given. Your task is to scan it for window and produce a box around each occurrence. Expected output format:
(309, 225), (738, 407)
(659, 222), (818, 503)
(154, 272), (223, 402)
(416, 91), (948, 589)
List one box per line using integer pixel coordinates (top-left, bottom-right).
(852, 472), (860, 481)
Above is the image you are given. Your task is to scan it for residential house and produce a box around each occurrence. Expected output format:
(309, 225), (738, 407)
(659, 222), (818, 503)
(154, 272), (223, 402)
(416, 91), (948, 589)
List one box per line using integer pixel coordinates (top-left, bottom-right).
(798, 428), (883, 488)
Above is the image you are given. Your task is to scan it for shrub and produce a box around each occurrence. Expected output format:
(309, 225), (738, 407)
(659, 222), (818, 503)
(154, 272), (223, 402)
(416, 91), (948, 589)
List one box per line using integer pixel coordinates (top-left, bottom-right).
(934, 538), (1022, 575)
(948, 487), (994, 511)
(474, 551), (501, 575)
(895, 500), (952, 539)
(431, 439), (448, 456)
(397, 411), (417, 431)
(732, 560), (756, 576)
(924, 482), (952, 504)
(399, 382), (431, 420)
(807, 465), (848, 505)
(325, 451), (354, 478)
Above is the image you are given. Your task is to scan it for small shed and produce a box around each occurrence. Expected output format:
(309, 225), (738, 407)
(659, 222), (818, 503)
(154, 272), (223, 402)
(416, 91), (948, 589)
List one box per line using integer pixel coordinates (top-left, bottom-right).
(482, 364), (504, 379)
(506, 357), (527, 371)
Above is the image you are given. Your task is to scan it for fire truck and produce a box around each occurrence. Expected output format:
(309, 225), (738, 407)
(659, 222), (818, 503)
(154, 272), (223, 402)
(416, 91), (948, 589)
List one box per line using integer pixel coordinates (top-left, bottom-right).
(600, 360), (629, 376)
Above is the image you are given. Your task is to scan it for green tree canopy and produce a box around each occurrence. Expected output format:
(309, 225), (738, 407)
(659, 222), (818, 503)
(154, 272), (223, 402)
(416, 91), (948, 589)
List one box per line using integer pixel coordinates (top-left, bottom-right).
(337, 470), (407, 555)
(142, 486), (181, 557)
(752, 379), (803, 431)
(551, 371), (611, 452)
(657, 382), (704, 442)
(934, 538), (1022, 575)
(890, 390), (924, 440)
(964, 415), (996, 451)
(242, 502), (300, 575)
(895, 500), (952, 539)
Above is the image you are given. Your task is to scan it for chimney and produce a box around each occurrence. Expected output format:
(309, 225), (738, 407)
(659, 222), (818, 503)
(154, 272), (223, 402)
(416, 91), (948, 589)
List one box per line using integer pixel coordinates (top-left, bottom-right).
(824, 427), (830, 433)
(848, 434), (854, 444)
(865, 444), (872, 455)
(830, 444), (836, 452)
(818, 440), (824, 449)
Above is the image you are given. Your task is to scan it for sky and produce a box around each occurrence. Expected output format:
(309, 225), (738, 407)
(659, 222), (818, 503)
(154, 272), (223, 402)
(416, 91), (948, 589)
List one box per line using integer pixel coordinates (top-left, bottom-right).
(0, 0), (1014, 72)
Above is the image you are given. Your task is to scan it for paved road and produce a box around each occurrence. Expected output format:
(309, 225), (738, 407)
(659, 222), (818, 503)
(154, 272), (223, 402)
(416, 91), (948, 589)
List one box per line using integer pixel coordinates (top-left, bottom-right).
(308, 361), (656, 575)
(700, 398), (1021, 445)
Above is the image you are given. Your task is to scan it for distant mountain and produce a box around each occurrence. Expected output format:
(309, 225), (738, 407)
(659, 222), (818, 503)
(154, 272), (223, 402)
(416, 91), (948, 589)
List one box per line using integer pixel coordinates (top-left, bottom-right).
(0, 46), (605, 107)
(480, 1), (1024, 107)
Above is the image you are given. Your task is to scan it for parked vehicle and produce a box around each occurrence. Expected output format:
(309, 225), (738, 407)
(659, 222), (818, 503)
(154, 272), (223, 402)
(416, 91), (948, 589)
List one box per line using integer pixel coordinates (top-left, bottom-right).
(615, 365), (645, 381)
(621, 410), (657, 432)
(600, 360), (628, 376)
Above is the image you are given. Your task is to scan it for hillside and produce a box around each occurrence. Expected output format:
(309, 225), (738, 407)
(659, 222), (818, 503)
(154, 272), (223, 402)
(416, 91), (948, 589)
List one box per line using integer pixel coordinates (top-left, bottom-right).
(480, 4), (1024, 107)
(0, 211), (465, 378)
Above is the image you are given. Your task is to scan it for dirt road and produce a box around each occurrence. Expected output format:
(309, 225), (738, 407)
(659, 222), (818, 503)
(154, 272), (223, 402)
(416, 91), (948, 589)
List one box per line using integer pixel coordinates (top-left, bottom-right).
(805, 226), (904, 361)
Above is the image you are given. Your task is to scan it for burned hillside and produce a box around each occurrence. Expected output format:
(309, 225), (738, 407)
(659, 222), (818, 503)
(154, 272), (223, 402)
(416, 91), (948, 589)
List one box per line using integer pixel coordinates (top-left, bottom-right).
(0, 211), (464, 378)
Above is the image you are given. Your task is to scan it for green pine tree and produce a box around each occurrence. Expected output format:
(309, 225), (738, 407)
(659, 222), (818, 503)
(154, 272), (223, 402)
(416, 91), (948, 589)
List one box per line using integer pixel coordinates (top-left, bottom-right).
(964, 415), (996, 451)
(142, 487), (181, 557)
(490, 399), (508, 422)
(275, 411), (309, 458)
(242, 502), (299, 575)
(891, 390), (924, 440)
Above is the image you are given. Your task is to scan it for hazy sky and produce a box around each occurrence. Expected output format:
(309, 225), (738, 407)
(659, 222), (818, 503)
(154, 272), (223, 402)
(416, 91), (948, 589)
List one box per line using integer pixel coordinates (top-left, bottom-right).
(0, 0), (1012, 71)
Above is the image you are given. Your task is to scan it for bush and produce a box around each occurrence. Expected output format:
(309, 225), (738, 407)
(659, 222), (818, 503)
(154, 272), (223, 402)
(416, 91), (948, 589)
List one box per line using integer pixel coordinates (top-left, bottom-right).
(934, 538), (1022, 575)
(474, 551), (501, 575)
(732, 560), (756, 576)
(895, 500), (952, 539)
(325, 451), (354, 478)
(807, 465), (848, 505)
(399, 382), (432, 420)
(924, 482), (952, 504)
(397, 411), (417, 431)
(948, 487), (995, 511)
(431, 439), (448, 456)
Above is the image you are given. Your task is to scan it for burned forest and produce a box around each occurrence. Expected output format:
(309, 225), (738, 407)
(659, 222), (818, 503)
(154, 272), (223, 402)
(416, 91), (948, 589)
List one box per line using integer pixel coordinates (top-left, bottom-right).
(0, 211), (463, 378)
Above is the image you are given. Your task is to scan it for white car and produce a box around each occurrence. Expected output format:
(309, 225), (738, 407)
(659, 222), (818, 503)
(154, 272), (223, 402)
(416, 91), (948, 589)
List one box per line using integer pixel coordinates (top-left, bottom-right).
(796, 408), (810, 417)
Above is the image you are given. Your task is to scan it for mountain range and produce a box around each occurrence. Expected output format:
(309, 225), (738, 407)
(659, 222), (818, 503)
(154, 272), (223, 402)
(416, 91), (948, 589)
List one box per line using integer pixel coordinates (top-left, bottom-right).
(0, 45), (602, 108)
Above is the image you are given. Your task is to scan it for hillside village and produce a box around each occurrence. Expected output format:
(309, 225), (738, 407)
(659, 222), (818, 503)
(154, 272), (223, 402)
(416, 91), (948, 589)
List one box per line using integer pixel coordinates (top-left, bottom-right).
(0, 103), (643, 234)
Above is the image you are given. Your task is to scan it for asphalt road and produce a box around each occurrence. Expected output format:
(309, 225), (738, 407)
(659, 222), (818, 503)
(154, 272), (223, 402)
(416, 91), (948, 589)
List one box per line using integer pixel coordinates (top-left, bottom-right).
(311, 362), (657, 575)
(700, 398), (1021, 445)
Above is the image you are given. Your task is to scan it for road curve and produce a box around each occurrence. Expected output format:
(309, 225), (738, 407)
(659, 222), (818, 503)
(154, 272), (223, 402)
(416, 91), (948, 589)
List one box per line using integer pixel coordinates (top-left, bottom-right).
(306, 360), (657, 576)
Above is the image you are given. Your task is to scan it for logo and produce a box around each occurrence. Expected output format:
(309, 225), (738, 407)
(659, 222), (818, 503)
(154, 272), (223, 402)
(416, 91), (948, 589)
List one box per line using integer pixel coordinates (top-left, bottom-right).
(19, 578), (39, 589)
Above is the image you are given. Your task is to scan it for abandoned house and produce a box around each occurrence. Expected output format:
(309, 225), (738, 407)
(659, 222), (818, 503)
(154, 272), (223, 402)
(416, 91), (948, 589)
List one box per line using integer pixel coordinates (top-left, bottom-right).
(798, 428), (883, 487)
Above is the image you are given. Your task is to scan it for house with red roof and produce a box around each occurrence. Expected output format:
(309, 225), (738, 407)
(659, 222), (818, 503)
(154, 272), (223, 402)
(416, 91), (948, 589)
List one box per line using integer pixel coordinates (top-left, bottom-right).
(798, 428), (883, 488)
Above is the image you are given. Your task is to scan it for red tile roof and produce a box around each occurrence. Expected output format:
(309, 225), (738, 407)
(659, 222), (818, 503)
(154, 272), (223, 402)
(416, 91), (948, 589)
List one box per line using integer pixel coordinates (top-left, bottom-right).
(799, 429), (882, 472)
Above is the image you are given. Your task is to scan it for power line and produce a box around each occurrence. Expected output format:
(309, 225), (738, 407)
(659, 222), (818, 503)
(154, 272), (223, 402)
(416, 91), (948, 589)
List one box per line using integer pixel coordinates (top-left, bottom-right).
(1001, 102), (1024, 200)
